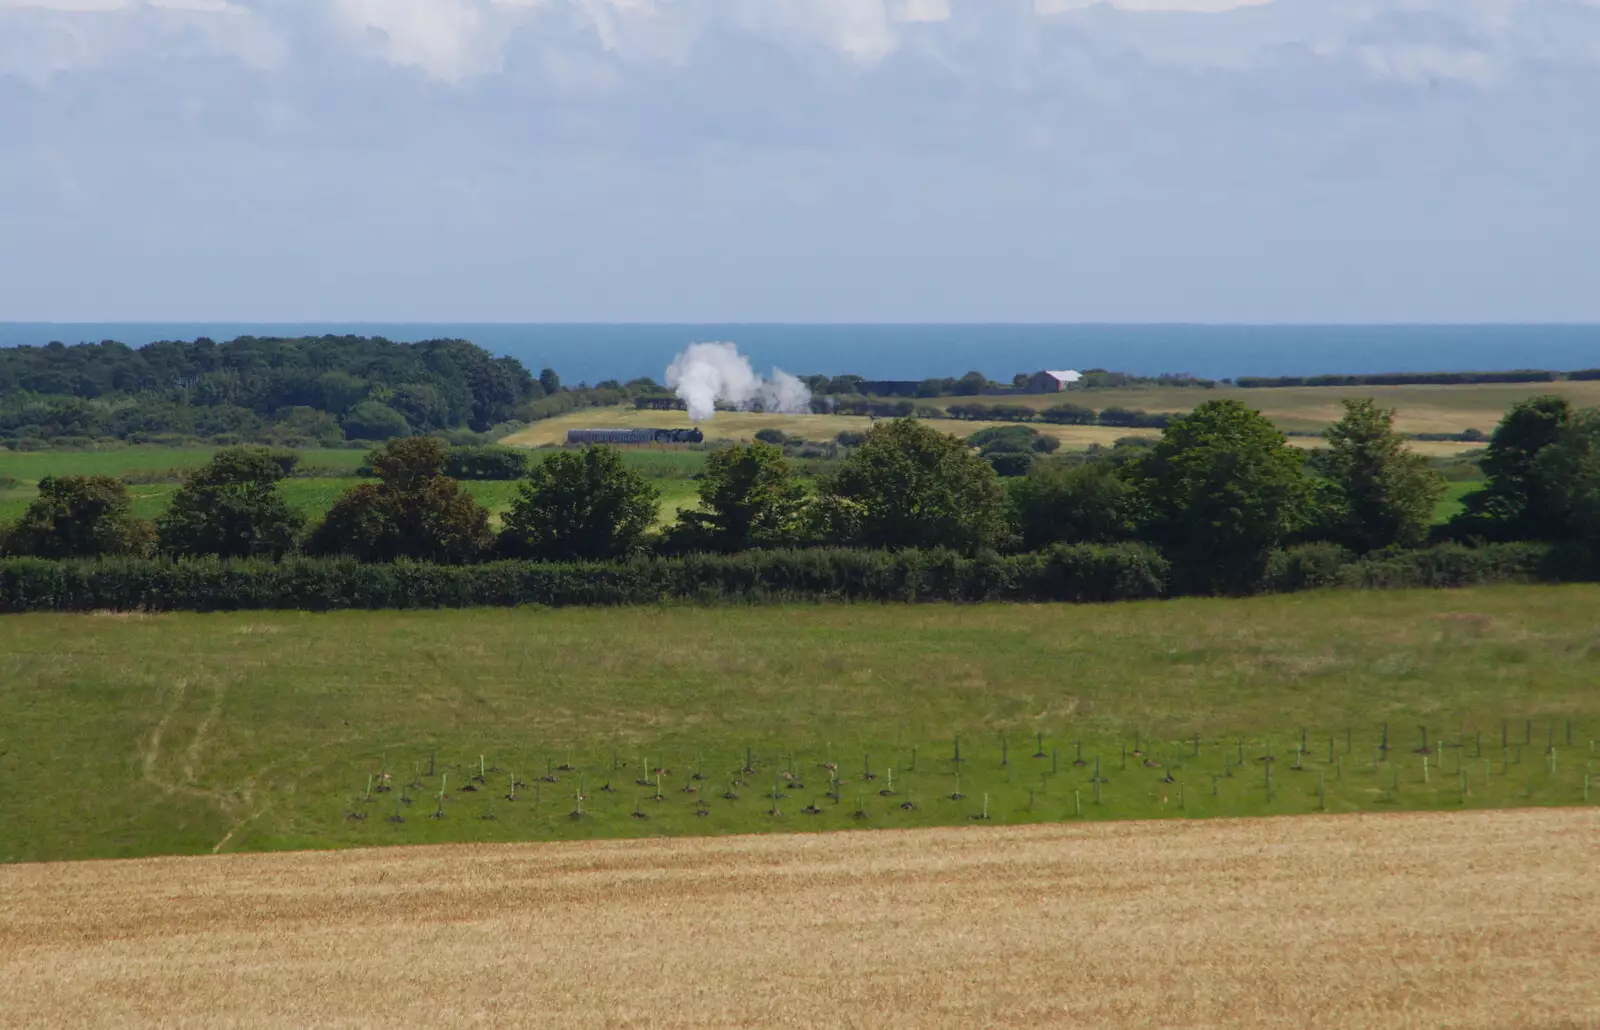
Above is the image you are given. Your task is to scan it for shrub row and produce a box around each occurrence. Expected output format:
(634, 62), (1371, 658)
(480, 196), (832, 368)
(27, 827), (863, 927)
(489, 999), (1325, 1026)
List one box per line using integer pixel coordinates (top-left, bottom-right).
(0, 544), (1171, 612)
(1261, 541), (1590, 592)
(0, 541), (1586, 613)
(1236, 370), (1560, 388)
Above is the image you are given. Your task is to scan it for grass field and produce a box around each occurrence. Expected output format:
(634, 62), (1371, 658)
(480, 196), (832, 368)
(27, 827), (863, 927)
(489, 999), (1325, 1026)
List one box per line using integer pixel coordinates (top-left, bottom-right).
(0, 445), (368, 480)
(2, 810), (1594, 1028)
(1436, 480), (1482, 523)
(0, 448), (708, 527)
(1, 586), (1596, 865)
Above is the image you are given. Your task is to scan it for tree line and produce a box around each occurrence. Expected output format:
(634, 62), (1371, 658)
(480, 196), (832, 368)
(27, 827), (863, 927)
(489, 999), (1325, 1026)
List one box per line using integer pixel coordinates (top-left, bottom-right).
(6, 395), (1598, 595)
(0, 335), (553, 447)
(1236, 369), (1600, 389)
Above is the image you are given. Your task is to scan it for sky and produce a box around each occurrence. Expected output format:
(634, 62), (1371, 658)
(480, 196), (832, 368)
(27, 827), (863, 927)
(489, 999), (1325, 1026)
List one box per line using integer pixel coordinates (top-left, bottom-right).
(1, 0), (1597, 323)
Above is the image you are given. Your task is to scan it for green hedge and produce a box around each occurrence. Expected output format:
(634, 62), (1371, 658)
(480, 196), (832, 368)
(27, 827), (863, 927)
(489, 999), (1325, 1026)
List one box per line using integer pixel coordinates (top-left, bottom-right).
(0, 544), (1170, 612)
(1263, 541), (1588, 592)
(0, 542), (1583, 613)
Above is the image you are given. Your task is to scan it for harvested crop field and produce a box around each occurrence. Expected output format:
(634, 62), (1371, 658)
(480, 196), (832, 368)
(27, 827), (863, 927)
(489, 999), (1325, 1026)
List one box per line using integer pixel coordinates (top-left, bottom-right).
(2, 809), (1595, 1029)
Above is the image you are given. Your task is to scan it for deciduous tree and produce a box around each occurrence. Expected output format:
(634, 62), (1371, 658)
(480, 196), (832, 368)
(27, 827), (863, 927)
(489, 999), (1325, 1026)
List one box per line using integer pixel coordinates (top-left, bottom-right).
(1129, 399), (1312, 592)
(499, 446), (659, 561)
(1317, 399), (1443, 551)
(814, 418), (1005, 553)
(2, 475), (153, 558)
(308, 437), (490, 563)
(669, 443), (807, 552)
(1450, 395), (1572, 541)
(157, 447), (306, 559)
(1007, 463), (1135, 551)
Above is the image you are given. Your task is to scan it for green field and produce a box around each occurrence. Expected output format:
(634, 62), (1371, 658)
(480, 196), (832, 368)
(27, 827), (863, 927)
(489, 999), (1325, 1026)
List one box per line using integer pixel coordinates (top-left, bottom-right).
(0, 447), (707, 527)
(0, 446), (368, 480)
(1435, 480), (1482, 523)
(2, 586), (1595, 864)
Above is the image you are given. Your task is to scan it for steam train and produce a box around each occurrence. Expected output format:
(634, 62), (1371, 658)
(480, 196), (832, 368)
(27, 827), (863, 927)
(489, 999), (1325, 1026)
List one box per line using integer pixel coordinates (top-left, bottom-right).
(565, 428), (705, 446)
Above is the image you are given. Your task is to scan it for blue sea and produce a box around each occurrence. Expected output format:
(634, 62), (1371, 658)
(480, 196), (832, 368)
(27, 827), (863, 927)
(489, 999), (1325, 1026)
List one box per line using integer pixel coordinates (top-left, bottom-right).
(3, 323), (1598, 384)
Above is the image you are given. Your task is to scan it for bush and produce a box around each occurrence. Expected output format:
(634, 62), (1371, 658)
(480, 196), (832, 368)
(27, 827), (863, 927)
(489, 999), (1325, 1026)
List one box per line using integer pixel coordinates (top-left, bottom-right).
(1337, 542), (1562, 590)
(443, 445), (530, 480)
(307, 438), (491, 564)
(1039, 404), (1096, 426)
(342, 401), (411, 442)
(1007, 463), (1135, 550)
(156, 447), (306, 560)
(1262, 543), (1356, 593)
(1099, 408), (1177, 429)
(754, 428), (788, 446)
(967, 425), (1040, 452)
(1256, 541), (1582, 593)
(986, 452), (1034, 477)
(1, 475), (154, 559)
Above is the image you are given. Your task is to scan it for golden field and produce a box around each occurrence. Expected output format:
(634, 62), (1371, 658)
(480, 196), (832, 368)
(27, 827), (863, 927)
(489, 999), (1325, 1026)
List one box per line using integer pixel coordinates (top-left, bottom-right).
(502, 380), (1600, 458)
(938, 379), (1600, 435)
(502, 406), (1153, 451)
(502, 405), (1489, 457)
(2, 809), (1595, 1028)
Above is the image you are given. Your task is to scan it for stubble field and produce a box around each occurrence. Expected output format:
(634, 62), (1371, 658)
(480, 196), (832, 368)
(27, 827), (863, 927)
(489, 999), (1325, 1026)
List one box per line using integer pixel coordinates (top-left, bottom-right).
(1, 808), (1595, 1029)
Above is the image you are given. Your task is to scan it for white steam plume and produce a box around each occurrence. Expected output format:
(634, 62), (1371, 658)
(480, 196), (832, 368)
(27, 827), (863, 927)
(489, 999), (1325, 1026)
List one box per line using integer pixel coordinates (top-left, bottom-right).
(665, 341), (812, 422)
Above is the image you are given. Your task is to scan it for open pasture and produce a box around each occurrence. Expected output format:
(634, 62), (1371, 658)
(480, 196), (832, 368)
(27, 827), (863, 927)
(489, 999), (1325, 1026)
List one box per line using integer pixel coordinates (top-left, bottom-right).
(1, 586), (1597, 864)
(1, 809), (1594, 1028)
(0, 448), (707, 527)
(0, 445), (367, 480)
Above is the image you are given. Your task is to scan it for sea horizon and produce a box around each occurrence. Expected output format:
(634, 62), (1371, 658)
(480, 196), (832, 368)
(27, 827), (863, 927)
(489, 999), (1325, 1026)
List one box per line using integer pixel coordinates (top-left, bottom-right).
(5, 322), (1599, 386)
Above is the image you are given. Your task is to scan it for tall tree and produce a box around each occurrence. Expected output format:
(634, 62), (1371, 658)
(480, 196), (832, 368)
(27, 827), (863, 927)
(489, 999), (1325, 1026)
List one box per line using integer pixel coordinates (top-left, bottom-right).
(1450, 395), (1572, 541)
(499, 446), (659, 561)
(1530, 408), (1600, 544)
(1317, 399), (1444, 551)
(2, 475), (153, 558)
(814, 418), (1005, 553)
(308, 437), (490, 563)
(1129, 399), (1313, 592)
(1006, 463), (1135, 551)
(538, 368), (563, 396)
(669, 443), (807, 552)
(157, 447), (306, 560)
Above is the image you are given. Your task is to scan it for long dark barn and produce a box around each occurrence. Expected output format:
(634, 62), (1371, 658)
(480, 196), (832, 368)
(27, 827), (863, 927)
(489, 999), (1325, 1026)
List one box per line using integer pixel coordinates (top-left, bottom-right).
(566, 428), (705, 446)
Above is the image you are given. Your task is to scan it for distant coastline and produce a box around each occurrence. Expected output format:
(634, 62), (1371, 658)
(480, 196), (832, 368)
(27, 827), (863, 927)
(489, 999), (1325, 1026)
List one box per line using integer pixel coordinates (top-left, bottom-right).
(4, 323), (1599, 385)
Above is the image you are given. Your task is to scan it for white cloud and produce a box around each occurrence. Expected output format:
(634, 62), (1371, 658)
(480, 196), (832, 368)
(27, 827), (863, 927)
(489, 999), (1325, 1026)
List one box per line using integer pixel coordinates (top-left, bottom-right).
(894, 0), (952, 24)
(332, 0), (499, 81)
(0, 0), (282, 82)
(1035, 0), (1272, 11)
(3, 0), (1599, 84)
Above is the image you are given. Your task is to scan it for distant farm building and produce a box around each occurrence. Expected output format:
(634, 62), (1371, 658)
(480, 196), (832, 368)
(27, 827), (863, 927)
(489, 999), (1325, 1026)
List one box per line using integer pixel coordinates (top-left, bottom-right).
(565, 428), (704, 446)
(1025, 370), (1083, 393)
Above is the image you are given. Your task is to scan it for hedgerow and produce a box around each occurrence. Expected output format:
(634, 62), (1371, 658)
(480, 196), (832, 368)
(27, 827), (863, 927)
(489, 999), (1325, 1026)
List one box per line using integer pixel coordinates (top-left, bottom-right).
(0, 541), (1581, 613)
